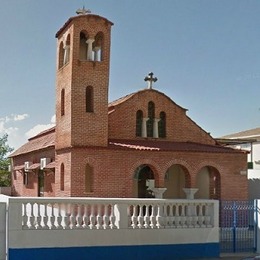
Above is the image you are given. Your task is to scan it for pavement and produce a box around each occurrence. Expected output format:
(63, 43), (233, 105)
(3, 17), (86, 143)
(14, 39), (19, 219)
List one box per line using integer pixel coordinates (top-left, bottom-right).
(219, 253), (259, 259)
(184, 253), (259, 259)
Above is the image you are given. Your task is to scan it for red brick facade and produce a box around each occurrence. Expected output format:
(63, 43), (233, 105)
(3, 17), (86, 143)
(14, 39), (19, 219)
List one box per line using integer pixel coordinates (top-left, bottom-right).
(10, 12), (248, 200)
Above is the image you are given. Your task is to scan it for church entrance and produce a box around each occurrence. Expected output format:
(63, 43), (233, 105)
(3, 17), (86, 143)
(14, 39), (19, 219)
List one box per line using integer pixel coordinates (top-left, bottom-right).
(38, 171), (44, 197)
(195, 166), (221, 199)
(163, 164), (190, 199)
(133, 165), (155, 198)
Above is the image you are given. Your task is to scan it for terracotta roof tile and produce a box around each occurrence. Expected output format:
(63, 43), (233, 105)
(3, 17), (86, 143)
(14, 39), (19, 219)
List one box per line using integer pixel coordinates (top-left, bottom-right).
(56, 14), (113, 38)
(44, 161), (56, 169)
(28, 163), (40, 170)
(108, 89), (187, 112)
(108, 139), (245, 154)
(10, 128), (55, 157)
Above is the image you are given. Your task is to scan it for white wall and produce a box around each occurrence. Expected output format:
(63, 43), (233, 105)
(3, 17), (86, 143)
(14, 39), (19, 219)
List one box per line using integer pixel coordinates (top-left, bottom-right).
(253, 142), (260, 170)
(248, 169), (260, 199)
(0, 202), (6, 260)
(0, 196), (219, 253)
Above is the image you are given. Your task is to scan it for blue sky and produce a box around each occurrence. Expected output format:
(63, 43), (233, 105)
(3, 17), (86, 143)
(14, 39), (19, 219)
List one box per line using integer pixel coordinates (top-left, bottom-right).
(1, 0), (260, 149)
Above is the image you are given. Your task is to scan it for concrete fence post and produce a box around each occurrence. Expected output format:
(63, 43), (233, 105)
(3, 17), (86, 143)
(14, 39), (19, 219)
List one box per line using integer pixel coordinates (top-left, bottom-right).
(256, 200), (260, 253)
(114, 202), (129, 229)
(0, 202), (7, 260)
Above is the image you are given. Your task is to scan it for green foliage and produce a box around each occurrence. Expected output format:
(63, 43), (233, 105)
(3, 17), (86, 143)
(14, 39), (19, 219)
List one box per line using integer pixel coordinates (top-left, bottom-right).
(0, 134), (13, 187)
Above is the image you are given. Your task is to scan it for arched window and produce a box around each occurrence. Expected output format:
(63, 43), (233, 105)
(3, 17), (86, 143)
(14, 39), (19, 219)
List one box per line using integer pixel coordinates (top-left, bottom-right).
(147, 101), (155, 137)
(85, 164), (93, 192)
(86, 86), (94, 112)
(93, 32), (104, 61)
(58, 42), (64, 69)
(63, 34), (70, 65)
(159, 111), (166, 138)
(61, 89), (65, 116)
(79, 31), (88, 60)
(60, 163), (64, 191)
(136, 110), (143, 137)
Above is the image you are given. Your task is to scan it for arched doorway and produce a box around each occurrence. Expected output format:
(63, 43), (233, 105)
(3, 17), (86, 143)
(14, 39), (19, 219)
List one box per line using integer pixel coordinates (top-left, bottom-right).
(133, 165), (155, 198)
(164, 164), (190, 199)
(195, 166), (221, 199)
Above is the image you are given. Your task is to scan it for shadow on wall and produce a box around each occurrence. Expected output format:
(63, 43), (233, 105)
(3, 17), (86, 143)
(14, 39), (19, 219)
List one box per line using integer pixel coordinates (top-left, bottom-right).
(248, 179), (260, 200)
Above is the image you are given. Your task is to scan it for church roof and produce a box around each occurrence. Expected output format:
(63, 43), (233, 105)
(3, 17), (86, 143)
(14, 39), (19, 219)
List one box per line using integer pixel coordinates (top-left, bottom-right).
(108, 139), (245, 154)
(10, 125), (244, 157)
(56, 14), (113, 38)
(108, 88), (187, 112)
(10, 127), (55, 157)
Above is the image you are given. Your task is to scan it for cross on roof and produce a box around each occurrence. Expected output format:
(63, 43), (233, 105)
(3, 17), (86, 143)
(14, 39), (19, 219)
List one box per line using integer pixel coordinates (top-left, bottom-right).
(76, 6), (91, 15)
(144, 72), (158, 89)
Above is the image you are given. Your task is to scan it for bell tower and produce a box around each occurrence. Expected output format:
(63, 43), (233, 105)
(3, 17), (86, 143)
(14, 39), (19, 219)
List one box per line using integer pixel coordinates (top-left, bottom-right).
(55, 8), (113, 150)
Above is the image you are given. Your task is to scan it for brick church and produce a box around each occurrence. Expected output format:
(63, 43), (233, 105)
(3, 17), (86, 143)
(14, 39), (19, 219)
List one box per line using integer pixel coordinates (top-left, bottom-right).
(9, 9), (248, 200)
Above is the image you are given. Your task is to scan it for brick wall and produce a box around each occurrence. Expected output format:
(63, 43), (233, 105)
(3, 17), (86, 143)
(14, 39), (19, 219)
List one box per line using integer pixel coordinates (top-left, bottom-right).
(55, 147), (248, 200)
(108, 89), (215, 145)
(11, 149), (55, 197)
(55, 15), (112, 149)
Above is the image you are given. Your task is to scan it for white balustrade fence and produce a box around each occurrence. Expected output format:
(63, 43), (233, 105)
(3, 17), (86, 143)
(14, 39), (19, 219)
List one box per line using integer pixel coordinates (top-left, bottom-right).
(0, 196), (220, 260)
(14, 198), (216, 230)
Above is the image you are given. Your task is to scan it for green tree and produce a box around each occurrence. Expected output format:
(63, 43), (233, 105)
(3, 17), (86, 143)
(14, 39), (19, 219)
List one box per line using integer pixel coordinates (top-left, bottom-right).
(0, 134), (14, 186)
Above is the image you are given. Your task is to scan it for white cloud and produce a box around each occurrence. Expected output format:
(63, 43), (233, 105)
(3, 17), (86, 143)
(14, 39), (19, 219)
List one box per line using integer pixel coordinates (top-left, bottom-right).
(0, 114), (24, 135)
(13, 113), (29, 121)
(26, 123), (54, 138)
(51, 114), (56, 124)
(0, 113), (55, 150)
(25, 115), (55, 139)
(0, 114), (29, 149)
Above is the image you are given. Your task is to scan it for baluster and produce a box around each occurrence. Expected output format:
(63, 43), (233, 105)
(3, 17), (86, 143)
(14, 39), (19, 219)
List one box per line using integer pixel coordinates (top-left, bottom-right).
(70, 204), (76, 229)
(41, 203), (48, 229)
(56, 203), (63, 229)
(186, 204), (192, 228)
(131, 205), (138, 229)
(192, 205), (199, 227)
(27, 203), (33, 229)
(150, 204), (156, 229)
(168, 204), (174, 228)
(82, 204), (89, 228)
(75, 204), (83, 229)
(109, 204), (116, 229)
(164, 205), (169, 228)
(205, 203), (212, 227)
(162, 204), (167, 227)
(89, 204), (95, 229)
(38, 203), (44, 229)
(103, 204), (109, 229)
(137, 204), (144, 228)
(144, 204), (150, 229)
(198, 204), (204, 227)
(96, 204), (102, 229)
(63, 203), (70, 229)
(22, 203), (27, 229)
(22, 203), (25, 228)
(49, 203), (55, 229)
(127, 205), (132, 228)
(180, 204), (187, 228)
(156, 204), (163, 229)
(34, 203), (41, 229)
(175, 204), (181, 228)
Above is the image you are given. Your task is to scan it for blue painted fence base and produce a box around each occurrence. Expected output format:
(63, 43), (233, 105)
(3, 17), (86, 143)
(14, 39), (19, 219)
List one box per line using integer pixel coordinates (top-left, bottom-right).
(9, 243), (220, 260)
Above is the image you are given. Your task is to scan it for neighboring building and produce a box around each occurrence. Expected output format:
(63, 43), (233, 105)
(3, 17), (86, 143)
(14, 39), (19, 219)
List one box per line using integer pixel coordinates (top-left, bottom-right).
(9, 10), (248, 200)
(219, 127), (260, 171)
(218, 127), (260, 199)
